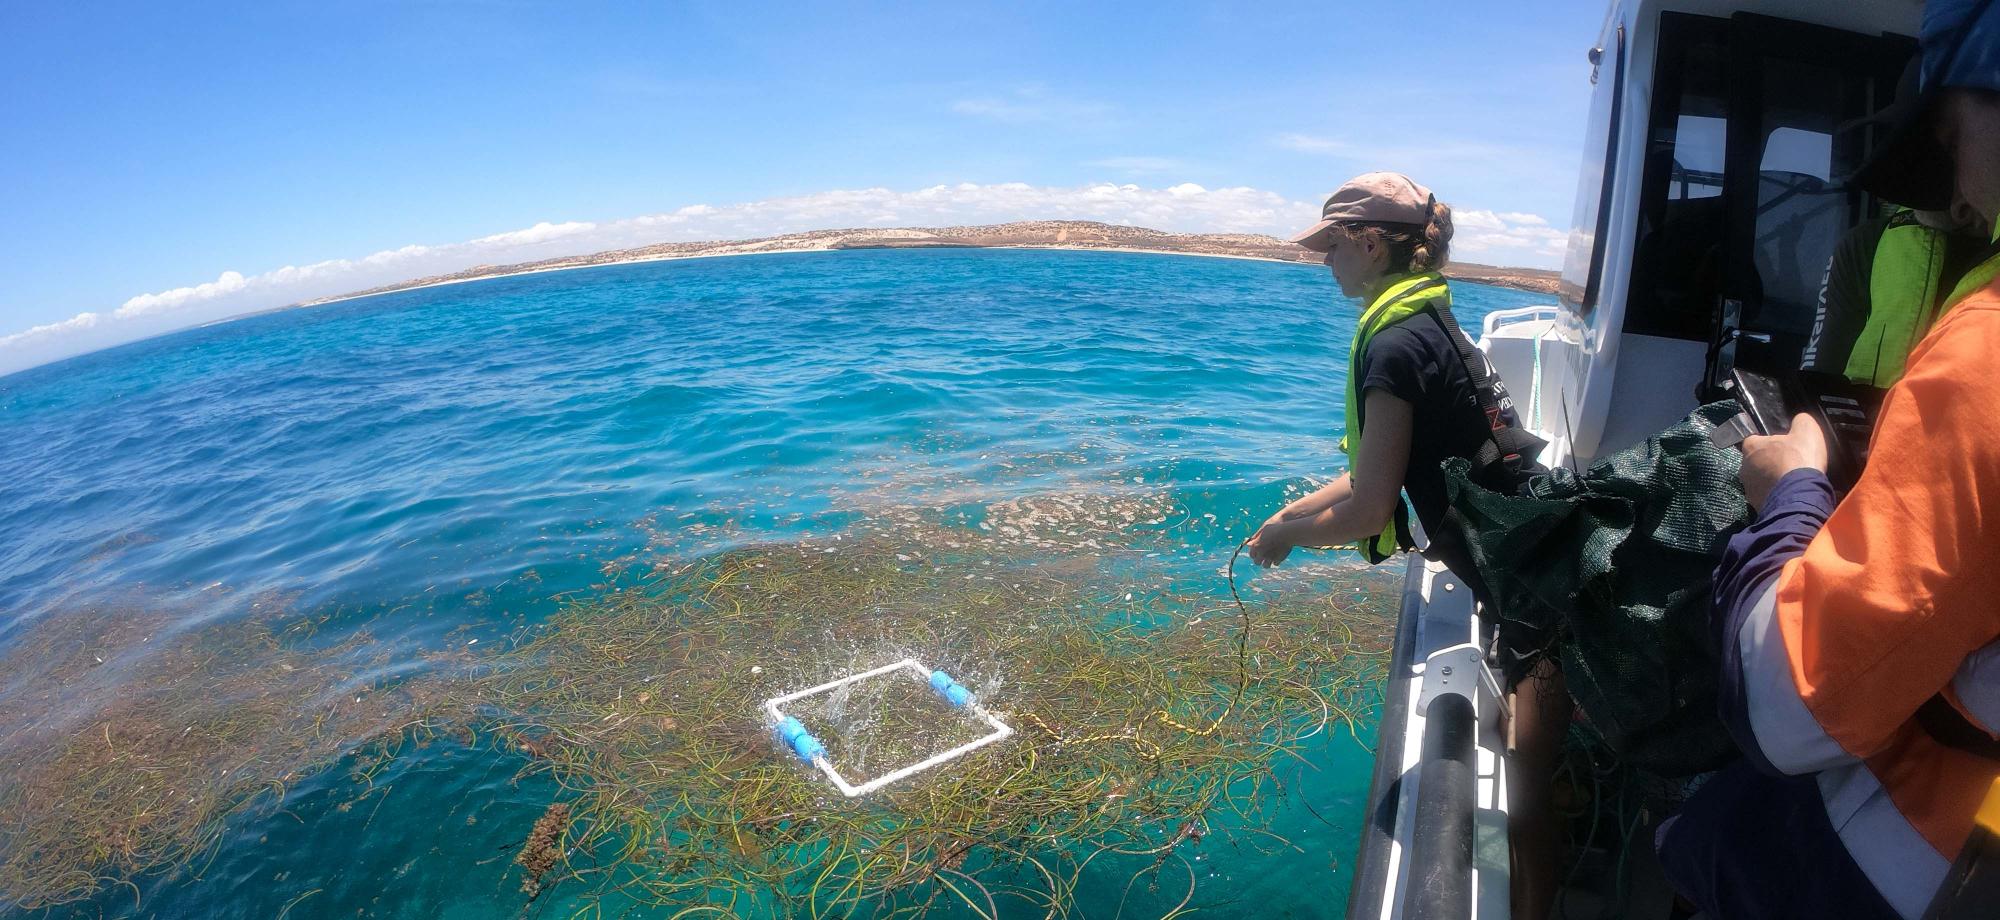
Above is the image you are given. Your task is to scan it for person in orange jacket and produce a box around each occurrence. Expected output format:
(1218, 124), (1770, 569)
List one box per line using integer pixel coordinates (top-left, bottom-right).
(1656, 2), (2000, 917)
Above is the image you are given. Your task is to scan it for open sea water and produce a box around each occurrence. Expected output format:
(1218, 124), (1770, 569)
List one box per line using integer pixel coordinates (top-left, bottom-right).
(0, 249), (1546, 918)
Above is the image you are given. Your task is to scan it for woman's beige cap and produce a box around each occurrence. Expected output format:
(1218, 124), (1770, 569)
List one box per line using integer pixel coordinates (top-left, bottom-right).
(1290, 172), (1434, 252)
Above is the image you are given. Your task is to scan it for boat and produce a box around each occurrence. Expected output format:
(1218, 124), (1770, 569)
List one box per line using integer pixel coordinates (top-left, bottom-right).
(1347, 1), (1927, 916)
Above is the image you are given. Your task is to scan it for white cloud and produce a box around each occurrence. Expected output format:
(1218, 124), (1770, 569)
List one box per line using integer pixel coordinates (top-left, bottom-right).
(471, 220), (594, 247)
(1274, 133), (1352, 154)
(1273, 132), (1546, 168)
(1270, 137), (1570, 267)
(950, 85), (1110, 124)
(1453, 209), (1508, 232)
(1271, 134), (1576, 236)
(951, 98), (1031, 120)
(1451, 208), (1569, 263)
(114, 270), (248, 319)
(615, 182), (1313, 241)
(1085, 156), (1189, 175)
(0, 311), (102, 351)
(2, 183), (1564, 377)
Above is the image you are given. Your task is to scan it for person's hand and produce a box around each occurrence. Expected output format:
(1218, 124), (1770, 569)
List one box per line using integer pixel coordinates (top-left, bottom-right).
(1738, 412), (1829, 511)
(1247, 517), (1295, 568)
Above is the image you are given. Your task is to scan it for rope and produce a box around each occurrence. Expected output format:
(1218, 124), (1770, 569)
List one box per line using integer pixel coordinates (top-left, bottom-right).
(1018, 711), (1162, 761)
(1530, 318), (1552, 432)
(1026, 539), (1257, 749)
(1151, 538), (1254, 737)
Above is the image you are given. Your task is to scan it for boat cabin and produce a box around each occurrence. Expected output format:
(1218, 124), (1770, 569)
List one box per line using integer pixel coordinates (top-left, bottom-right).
(1350, 2), (1927, 918)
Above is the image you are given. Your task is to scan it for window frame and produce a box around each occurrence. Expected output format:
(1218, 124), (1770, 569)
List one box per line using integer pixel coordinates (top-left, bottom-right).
(1560, 23), (1627, 320)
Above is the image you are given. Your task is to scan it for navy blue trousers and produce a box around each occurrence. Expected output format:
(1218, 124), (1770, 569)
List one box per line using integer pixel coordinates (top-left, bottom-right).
(1655, 760), (1902, 920)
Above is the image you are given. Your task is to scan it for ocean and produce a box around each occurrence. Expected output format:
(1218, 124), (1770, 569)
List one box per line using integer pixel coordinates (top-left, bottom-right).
(0, 248), (1548, 918)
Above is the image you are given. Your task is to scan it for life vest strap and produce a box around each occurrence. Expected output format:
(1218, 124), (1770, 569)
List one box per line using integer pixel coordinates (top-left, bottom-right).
(1422, 302), (1548, 483)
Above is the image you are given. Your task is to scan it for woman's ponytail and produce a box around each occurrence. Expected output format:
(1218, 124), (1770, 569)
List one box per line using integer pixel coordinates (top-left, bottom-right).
(1410, 196), (1453, 272)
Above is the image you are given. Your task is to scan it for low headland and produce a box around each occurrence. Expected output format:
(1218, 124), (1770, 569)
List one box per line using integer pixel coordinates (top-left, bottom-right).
(301, 220), (1562, 307)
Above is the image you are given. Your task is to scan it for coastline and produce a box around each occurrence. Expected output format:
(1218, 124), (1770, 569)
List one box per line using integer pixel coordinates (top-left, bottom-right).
(302, 247), (799, 309)
(301, 243), (1325, 310)
(298, 221), (1562, 312)
(0, 223), (1562, 382)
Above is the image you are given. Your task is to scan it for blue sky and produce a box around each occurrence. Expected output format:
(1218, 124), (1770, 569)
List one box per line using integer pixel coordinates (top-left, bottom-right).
(0, 0), (1605, 374)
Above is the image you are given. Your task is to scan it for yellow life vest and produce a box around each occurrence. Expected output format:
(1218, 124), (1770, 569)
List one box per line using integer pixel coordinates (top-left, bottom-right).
(1940, 213), (2000, 311)
(1845, 213), (1952, 386)
(1946, 250), (2000, 310)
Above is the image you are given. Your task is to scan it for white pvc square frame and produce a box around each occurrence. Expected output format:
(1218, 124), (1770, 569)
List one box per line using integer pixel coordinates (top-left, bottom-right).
(762, 658), (1014, 798)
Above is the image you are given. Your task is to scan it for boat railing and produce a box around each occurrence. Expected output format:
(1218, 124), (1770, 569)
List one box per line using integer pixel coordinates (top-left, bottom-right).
(1349, 561), (1509, 920)
(1476, 304), (1565, 439)
(1480, 304), (1561, 338)
(1402, 659), (1481, 920)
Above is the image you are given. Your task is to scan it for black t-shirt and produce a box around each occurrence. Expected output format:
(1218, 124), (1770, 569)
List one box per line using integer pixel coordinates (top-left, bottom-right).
(1357, 309), (1532, 537)
(1800, 218), (1889, 375)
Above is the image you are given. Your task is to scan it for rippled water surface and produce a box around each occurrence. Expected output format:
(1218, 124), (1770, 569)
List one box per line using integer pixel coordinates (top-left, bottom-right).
(0, 249), (1546, 918)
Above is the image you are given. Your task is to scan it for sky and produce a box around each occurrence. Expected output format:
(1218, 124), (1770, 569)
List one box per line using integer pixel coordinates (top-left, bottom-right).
(0, 0), (1607, 376)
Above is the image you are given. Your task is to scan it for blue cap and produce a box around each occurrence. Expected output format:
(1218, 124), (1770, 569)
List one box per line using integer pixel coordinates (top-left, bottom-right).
(1853, 0), (2000, 207)
(1922, 0), (2000, 95)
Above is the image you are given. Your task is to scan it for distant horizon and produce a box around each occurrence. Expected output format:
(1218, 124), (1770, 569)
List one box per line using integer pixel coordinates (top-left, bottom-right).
(0, 220), (1567, 381)
(296, 216), (1566, 308)
(0, 198), (1577, 378)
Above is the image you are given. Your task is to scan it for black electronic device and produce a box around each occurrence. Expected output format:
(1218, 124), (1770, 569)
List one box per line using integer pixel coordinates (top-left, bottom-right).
(1710, 368), (1886, 493)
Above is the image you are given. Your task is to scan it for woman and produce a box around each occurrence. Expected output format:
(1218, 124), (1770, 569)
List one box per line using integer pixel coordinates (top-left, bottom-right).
(1245, 171), (1562, 918)
(1247, 171), (1539, 570)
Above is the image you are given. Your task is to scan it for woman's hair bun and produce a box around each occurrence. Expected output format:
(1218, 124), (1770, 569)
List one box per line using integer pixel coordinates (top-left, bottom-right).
(1411, 197), (1453, 271)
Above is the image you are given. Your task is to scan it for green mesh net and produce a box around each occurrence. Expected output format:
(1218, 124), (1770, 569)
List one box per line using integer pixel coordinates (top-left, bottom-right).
(1438, 401), (1751, 776)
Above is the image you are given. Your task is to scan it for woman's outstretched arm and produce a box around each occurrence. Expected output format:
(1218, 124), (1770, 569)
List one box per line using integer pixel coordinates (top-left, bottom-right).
(1246, 474), (1352, 568)
(1248, 389), (1413, 565)
(1271, 474), (1354, 523)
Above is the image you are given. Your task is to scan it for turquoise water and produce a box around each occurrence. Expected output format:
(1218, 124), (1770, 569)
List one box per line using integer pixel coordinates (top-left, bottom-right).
(0, 249), (1546, 918)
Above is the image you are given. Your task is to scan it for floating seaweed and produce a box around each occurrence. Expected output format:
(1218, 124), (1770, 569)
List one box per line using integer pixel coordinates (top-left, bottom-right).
(0, 591), (451, 910)
(515, 801), (572, 900)
(460, 530), (1396, 917)
(0, 507), (1397, 917)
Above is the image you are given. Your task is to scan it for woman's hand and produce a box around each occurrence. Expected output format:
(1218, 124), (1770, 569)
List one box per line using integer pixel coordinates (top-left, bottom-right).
(1247, 515), (1297, 568)
(1738, 412), (1830, 511)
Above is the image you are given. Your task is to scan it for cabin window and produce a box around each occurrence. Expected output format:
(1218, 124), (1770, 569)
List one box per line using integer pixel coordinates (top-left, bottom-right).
(1622, 13), (1731, 341)
(1732, 63), (1860, 351)
(1622, 13), (1909, 355)
(1668, 115), (1725, 199)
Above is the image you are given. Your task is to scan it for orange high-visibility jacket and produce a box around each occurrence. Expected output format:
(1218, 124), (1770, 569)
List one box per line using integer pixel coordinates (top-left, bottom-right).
(1713, 271), (2000, 918)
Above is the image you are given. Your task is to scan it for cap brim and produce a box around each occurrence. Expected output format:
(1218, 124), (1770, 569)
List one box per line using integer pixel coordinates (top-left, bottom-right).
(1835, 93), (1911, 137)
(1846, 88), (1954, 209)
(1290, 218), (1337, 252)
